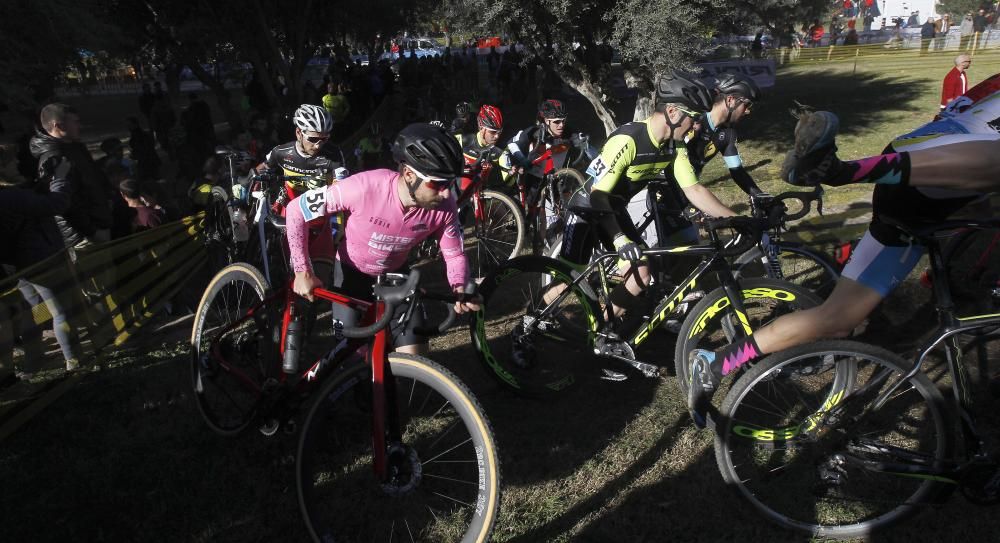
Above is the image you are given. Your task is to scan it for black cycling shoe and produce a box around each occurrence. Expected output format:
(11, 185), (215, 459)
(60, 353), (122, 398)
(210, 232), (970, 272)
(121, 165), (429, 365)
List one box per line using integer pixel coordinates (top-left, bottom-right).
(687, 349), (720, 429)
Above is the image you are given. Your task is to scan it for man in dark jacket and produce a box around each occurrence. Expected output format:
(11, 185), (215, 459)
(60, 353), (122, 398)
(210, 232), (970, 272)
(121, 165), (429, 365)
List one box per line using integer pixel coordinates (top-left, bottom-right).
(30, 103), (113, 249)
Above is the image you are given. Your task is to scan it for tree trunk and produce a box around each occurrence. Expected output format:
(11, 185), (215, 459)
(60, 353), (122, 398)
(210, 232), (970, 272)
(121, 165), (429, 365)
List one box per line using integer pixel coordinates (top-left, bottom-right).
(625, 70), (653, 121)
(561, 76), (617, 136)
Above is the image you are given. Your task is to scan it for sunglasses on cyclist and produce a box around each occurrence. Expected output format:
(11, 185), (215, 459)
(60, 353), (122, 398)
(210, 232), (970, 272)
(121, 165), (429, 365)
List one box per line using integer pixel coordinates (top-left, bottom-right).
(547, 118), (567, 125)
(674, 106), (703, 121)
(407, 165), (454, 189)
(304, 134), (330, 143)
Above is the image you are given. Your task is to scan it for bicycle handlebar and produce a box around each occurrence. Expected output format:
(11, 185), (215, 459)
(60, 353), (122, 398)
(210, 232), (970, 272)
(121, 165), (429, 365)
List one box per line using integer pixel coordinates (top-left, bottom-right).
(331, 272), (477, 339)
(336, 271), (421, 339)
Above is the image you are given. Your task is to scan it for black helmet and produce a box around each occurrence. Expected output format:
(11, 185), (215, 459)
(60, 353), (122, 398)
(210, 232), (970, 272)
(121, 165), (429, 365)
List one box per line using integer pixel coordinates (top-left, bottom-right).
(713, 73), (761, 101)
(538, 99), (567, 120)
(654, 71), (714, 112)
(455, 101), (473, 118)
(392, 123), (463, 178)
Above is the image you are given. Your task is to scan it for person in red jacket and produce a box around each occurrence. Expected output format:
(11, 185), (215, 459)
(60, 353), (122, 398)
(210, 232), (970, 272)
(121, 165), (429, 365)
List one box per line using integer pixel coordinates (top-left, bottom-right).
(941, 53), (972, 109)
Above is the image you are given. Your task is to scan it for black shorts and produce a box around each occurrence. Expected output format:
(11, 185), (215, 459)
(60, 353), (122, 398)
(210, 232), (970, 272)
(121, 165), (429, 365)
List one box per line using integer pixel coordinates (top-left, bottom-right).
(330, 259), (428, 348)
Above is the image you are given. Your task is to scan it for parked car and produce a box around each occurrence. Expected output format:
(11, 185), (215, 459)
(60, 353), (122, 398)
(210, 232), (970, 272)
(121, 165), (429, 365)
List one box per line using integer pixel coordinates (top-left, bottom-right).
(380, 37), (445, 62)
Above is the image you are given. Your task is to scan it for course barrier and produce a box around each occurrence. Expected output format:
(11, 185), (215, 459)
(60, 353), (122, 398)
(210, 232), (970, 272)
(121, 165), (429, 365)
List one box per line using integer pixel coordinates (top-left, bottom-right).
(0, 213), (208, 381)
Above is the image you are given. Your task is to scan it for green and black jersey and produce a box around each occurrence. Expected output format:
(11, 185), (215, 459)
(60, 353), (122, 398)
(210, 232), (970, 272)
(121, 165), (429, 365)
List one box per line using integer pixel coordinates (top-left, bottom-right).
(585, 117), (698, 204)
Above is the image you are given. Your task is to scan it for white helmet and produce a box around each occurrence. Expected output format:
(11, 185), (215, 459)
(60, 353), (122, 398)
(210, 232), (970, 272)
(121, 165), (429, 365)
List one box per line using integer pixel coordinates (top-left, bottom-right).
(292, 104), (333, 133)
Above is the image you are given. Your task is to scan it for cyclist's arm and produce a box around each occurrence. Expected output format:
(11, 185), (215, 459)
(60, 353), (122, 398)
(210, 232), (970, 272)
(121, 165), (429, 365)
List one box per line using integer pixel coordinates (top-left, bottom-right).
(720, 129), (764, 195)
(588, 134), (637, 239)
(257, 145), (280, 172)
(286, 182), (352, 274)
(433, 204), (469, 289)
(674, 148), (736, 218)
(505, 127), (535, 167)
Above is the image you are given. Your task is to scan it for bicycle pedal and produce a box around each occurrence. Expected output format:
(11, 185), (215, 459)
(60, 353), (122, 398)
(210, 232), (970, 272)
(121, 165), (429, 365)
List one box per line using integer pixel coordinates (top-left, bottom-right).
(600, 368), (628, 381)
(258, 418), (280, 436)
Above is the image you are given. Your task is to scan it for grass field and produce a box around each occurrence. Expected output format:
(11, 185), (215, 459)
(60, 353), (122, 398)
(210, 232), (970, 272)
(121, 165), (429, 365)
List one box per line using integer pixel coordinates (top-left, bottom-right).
(1, 50), (999, 542)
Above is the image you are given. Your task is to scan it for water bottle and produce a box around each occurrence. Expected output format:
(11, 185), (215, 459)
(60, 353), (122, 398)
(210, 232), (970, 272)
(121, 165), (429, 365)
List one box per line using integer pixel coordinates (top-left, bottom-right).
(283, 303), (303, 374)
(230, 203), (250, 242)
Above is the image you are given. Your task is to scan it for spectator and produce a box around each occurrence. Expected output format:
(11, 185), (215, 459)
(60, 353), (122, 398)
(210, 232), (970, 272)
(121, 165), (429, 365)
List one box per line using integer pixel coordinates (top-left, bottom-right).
(97, 137), (132, 177)
(138, 82), (155, 128)
(906, 11), (920, 27)
(31, 103), (113, 248)
(150, 91), (177, 159)
(182, 92), (215, 159)
(920, 17), (936, 55)
(844, 28), (859, 45)
(322, 82), (350, 124)
(118, 179), (165, 232)
(126, 116), (160, 181)
(934, 14), (951, 51)
(940, 54), (972, 109)
(960, 12), (976, 50)
(808, 20), (825, 47)
(973, 8), (989, 49)
(245, 72), (270, 116)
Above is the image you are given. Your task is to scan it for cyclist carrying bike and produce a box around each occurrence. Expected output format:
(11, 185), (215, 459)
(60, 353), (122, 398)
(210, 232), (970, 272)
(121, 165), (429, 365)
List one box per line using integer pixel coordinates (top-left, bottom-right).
(255, 104), (349, 275)
(501, 99), (593, 184)
(455, 104), (504, 200)
(288, 123), (481, 356)
(687, 72), (1000, 428)
(559, 72), (736, 328)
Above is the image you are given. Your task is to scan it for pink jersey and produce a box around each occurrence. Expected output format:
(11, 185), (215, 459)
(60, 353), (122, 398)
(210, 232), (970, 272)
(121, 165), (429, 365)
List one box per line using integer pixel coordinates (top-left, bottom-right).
(286, 169), (468, 288)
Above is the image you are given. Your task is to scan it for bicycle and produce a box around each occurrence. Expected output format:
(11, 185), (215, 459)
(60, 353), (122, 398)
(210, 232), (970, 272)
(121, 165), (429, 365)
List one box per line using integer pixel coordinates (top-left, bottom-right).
(470, 190), (825, 397)
(545, 185), (841, 298)
(509, 132), (595, 253)
(190, 264), (501, 542)
(711, 217), (1000, 538)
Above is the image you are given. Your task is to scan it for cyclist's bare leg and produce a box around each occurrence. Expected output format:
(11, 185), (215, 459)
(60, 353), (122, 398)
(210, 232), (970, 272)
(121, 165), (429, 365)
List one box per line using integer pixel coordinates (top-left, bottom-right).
(396, 343), (427, 356)
(609, 262), (651, 318)
(751, 276), (882, 354)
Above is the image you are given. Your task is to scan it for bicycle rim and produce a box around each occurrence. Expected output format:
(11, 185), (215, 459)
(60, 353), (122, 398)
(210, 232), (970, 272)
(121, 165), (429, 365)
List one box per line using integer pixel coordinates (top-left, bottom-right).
(190, 263), (273, 436)
(464, 190), (525, 278)
(297, 355), (500, 543)
(716, 340), (951, 538)
(736, 244), (840, 298)
(674, 278), (822, 394)
(472, 256), (601, 396)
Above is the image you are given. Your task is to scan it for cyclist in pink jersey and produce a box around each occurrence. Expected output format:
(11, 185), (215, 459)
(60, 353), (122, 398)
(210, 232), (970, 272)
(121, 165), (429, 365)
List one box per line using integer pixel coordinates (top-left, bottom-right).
(287, 123), (480, 355)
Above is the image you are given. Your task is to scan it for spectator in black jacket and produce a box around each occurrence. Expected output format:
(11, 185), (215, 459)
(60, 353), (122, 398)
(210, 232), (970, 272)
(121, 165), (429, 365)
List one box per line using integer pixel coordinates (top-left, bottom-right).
(127, 116), (160, 181)
(29, 103), (113, 249)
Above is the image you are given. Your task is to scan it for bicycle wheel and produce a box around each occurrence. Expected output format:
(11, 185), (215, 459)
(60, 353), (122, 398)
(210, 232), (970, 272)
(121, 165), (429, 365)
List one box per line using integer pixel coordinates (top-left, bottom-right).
(674, 278), (822, 394)
(297, 354), (501, 543)
(471, 255), (603, 397)
(243, 222), (290, 287)
(190, 263), (275, 436)
(537, 168), (587, 252)
(943, 227), (1000, 316)
(463, 189), (526, 278)
(205, 186), (237, 274)
(735, 243), (840, 298)
(715, 340), (952, 538)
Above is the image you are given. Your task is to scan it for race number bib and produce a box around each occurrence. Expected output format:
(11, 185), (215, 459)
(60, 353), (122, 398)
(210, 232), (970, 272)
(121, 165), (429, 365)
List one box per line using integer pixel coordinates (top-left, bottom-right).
(299, 186), (327, 221)
(586, 156), (607, 179)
